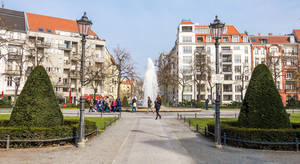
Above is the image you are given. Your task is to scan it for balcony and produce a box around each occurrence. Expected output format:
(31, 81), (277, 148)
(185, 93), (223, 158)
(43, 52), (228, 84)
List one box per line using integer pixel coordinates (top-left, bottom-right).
(36, 41), (51, 48)
(3, 69), (19, 75)
(69, 73), (80, 79)
(59, 44), (72, 51)
(221, 49), (233, 54)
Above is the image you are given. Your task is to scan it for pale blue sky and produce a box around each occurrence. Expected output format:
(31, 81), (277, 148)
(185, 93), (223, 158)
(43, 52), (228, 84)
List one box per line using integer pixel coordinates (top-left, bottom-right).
(5, 0), (300, 75)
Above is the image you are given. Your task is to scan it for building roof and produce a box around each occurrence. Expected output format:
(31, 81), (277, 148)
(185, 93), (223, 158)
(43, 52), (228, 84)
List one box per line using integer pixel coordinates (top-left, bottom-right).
(293, 29), (300, 42)
(0, 8), (26, 32)
(26, 12), (97, 36)
(194, 25), (240, 35)
(121, 80), (133, 85)
(250, 36), (290, 44)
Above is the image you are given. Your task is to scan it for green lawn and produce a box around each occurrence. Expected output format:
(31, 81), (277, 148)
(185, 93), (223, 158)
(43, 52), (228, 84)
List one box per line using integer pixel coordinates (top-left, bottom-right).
(0, 114), (115, 128)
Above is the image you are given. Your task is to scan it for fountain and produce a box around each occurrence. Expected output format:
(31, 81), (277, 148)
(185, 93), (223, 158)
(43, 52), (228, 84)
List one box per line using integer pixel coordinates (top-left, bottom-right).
(142, 58), (159, 107)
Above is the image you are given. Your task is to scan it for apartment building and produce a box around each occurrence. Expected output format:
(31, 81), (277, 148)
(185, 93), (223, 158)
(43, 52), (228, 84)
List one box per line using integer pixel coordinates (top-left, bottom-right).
(0, 8), (118, 104)
(161, 19), (251, 104)
(249, 33), (300, 105)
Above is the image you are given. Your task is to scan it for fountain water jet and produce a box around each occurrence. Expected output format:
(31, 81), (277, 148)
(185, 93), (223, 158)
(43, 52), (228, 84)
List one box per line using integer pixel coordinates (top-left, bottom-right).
(143, 58), (159, 107)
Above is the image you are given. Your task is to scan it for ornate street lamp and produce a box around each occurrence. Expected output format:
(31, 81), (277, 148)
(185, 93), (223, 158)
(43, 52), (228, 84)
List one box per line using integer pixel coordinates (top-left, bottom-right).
(209, 15), (225, 148)
(76, 12), (92, 147)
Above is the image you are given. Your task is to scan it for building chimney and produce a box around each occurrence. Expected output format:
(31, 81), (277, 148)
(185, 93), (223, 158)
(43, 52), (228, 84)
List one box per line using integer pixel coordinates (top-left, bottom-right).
(268, 33), (272, 36)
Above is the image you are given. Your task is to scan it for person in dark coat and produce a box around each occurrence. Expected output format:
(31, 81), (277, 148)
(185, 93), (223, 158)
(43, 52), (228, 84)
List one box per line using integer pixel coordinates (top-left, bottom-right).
(154, 96), (162, 120)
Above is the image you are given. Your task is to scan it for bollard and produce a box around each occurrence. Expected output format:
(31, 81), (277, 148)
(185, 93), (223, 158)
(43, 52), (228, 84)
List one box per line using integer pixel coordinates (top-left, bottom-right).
(204, 127), (207, 136)
(177, 113), (179, 119)
(188, 120), (191, 127)
(120, 112), (122, 118)
(196, 124), (199, 132)
(195, 113), (197, 118)
(296, 138), (299, 152)
(6, 135), (10, 149)
(104, 122), (106, 129)
(180, 115), (182, 119)
(101, 111), (103, 118)
(224, 132), (227, 146)
(235, 113), (236, 118)
(110, 119), (112, 125)
(184, 117), (186, 123)
(114, 116), (116, 122)
(96, 127), (99, 135)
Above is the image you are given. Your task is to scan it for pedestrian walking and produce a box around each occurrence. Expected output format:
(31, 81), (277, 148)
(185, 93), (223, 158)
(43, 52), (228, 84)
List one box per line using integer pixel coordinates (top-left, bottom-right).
(205, 98), (209, 110)
(117, 98), (122, 112)
(131, 97), (137, 112)
(112, 99), (117, 112)
(147, 96), (154, 113)
(154, 96), (162, 119)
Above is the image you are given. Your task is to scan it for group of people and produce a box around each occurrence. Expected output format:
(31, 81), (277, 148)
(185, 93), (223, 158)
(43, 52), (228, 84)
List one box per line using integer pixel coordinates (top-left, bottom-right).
(89, 97), (122, 113)
(147, 96), (162, 120)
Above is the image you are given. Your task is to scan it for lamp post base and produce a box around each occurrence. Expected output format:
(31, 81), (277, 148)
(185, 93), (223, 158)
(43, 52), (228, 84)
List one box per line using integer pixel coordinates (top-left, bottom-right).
(77, 139), (87, 148)
(215, 142), (222, 149)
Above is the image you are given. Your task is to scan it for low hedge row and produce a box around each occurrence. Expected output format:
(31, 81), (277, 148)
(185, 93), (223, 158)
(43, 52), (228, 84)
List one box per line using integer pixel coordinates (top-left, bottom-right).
(0, 120), (97, 148)
(207, 121), (300, 150)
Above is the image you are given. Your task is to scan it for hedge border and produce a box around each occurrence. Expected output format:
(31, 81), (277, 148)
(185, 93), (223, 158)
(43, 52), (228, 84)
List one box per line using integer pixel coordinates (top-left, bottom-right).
(0, 120), (97, 148)
(207, 121), (300, 150)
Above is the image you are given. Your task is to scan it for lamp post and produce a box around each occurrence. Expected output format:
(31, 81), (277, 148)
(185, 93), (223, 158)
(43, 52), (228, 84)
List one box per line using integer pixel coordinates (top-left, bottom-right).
(209, 15), (225, 148)
(76, 12), (92, 147)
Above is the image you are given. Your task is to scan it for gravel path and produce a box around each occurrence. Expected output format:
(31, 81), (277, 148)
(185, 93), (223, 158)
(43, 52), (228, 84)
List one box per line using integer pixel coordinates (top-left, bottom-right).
(0, 113), (300, 164)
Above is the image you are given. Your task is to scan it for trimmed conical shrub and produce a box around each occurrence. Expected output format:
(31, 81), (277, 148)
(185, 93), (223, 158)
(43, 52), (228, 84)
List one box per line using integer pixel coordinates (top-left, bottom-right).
(9, 66), (63, 127)
(238, 64), (290, 129)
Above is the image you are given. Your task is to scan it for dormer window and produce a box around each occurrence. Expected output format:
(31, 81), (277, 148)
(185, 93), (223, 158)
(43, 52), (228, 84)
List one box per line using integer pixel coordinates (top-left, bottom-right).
(38, 28), (44, 32)
(260, 38), (268, 44)
(223, 27), (227, 34)
(222, 37), (229, 42)
(47, 29), (52, 33)
(197, 36), (204, 43)
(243, 36), (248, 42)
(232, 35), (239, 42)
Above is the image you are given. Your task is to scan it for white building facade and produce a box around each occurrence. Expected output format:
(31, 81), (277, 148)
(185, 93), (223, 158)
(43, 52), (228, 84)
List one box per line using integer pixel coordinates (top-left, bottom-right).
(165, 20), (251, 104)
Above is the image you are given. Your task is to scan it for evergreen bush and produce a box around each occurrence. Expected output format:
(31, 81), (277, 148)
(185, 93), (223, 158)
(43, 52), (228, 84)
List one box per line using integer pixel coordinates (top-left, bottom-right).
(9, 66), (63, 127)
(122, 96), (129, 107)
(238, 64), (290, 129)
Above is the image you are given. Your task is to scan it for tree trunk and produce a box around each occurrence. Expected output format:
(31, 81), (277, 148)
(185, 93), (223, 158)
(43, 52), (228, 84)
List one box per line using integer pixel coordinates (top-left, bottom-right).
(240, 78), (244, 101)
(181, 86), (184, 102)
(165, 83), (168, 103)
(13, 84), (19, 107)
(117, 68), (121, 98)
(197, 83), (201, 101)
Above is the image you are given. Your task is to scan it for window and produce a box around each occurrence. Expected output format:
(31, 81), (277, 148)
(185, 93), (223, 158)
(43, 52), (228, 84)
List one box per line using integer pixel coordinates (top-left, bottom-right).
(244, 46), (248, 54)
(234, 55), (241, 63)
(261, 58), (265, 64)
(195, 27), (209, 34)
(47, 29), (52, 33)
(235, 95), (242, 101)
(251, 38), (256, 42)
(184, 85), (192, 92)
(223, 84), (232, 92)
(222, 37), (229, 42)
(245, 56), (249, 63)
(232, 35), (239, 42)
(270, 47), (278, 53)
(254, 48), (258, 55)
(286, 82), (296, 90)
(235, 85), (242, 92)
(183, 56), (192, 64)
(276, 81), (281, 89)
(261, 48), (265, 55)
(223, 95), (232, 101)
(196, 37), (204, 43)
(63, 78), (68, 84)
(235, 75), (242, 80)
(183, 66), (192, 73)
(235, 66), (241, 73)
(7, 76), (12, 87)
(286, 72), (294, 79)
(184, 75), (192, 81)
(183, 46), (192, 54)
(38, 28), (44, 32)
(183, 95), (192, 101)
(206, 47), (211, 53)
(63, 88), (68, 92)
(245, 76), (249, 80)
(224, 74), (232, 80)
(255, 58), (259, 66)
(223, 27), (227, 34)
(182, 36), (192, 43)
(233, 46), (240, 50)
(243, 36), (248, 43)
(206, 36), (211, 42)
(182, 26), (193, 32)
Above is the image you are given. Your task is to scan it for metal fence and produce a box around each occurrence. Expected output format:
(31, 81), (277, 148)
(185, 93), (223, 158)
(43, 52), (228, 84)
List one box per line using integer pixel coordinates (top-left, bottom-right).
(177, 113), (300, 152)
(0, 114), (120, 149)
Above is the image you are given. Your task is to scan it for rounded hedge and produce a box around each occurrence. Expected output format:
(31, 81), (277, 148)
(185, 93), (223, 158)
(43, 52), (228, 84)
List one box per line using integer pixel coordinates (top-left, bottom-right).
(207, 121), (300, 150)
(0, 120), (97, 148)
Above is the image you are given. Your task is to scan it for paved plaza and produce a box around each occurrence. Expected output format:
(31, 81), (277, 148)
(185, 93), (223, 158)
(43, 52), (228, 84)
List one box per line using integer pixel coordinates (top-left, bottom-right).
(0, 111), (299, 164)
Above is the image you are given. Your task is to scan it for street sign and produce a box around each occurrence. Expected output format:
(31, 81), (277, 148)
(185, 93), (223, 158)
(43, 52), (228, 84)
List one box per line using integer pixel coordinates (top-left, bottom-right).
(212, 74), (224, 84)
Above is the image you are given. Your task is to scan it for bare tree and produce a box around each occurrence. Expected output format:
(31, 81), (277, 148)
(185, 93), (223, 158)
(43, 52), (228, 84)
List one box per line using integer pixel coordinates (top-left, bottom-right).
(193, 48), (210, 101)
(177, 67), (192, 102)
(234, 64), (250, 101)
(157, 53), (177, 103)
(112, 46), (136, 98)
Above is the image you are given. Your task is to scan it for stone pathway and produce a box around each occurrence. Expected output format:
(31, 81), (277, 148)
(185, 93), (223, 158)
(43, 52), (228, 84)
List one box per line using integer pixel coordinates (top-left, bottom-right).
(0, 113), (299, 164)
